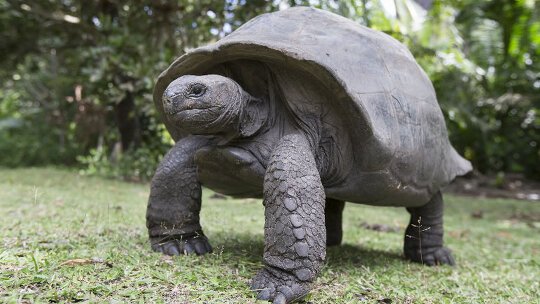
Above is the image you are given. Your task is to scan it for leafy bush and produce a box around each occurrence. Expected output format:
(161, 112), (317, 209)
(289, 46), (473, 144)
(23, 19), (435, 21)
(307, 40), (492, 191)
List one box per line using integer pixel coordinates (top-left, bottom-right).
(0, 88), (80, 167)
(0, 121), (79, 167)
(77, 144), (166, 182)
(77, 121), (173, 182)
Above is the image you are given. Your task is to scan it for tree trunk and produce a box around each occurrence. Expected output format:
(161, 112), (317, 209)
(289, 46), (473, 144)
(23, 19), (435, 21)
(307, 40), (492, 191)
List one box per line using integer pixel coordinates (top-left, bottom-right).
(115, 91), (140, 151)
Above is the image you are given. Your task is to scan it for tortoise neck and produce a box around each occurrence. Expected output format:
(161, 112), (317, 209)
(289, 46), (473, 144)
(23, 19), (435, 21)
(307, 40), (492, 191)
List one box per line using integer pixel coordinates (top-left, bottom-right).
(238, 94), (268, 138)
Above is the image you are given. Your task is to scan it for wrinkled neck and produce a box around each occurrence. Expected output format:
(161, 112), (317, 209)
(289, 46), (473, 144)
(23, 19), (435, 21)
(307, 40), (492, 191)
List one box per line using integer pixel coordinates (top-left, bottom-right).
(238, 95), (268, 138)
(211, 91), (267, 145)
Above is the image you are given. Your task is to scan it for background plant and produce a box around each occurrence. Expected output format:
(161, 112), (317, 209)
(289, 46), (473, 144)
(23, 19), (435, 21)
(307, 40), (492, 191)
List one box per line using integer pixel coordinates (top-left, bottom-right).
(1, 0), (538, 180)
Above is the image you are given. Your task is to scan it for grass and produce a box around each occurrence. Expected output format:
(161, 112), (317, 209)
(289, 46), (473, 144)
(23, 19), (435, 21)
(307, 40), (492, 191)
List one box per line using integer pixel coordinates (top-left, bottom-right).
(0, 168), (539, 303)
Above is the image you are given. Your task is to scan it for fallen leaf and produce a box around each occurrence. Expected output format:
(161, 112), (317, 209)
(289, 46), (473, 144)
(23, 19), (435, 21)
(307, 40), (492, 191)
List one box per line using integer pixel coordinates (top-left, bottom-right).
(496, 231), (512, 239)
(59, 258), (112, 267)
(160, 255), (174, 265)
(471, 210), (484, 219)
(59, 258), (92, 266)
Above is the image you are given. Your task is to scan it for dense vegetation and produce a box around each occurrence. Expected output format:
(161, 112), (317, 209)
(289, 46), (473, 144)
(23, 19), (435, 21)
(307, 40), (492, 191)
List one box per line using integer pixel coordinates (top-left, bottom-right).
(1, 0), (538, 180)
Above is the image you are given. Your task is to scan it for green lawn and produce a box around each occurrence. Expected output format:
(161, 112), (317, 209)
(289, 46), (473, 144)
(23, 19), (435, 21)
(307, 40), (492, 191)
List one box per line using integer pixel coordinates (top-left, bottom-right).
(0, 168), (539, 303)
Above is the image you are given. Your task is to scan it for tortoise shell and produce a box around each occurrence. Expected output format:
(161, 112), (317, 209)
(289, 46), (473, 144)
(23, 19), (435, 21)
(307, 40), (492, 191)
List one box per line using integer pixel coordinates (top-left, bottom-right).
(154, 7), (471, 203)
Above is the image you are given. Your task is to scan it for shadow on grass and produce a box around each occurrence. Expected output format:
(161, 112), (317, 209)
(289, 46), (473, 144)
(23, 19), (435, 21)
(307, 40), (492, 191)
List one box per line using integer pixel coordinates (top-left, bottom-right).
(211, 232), (405, 271)
(326, 244), (405, 270)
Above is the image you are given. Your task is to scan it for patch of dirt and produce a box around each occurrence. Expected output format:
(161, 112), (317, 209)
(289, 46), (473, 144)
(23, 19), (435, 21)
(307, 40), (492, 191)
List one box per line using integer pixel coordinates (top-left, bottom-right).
(508, 211), (540, 228)
(0, 264), (23, 272)
(18, 284), (41, 296)
(445, 173), (540, 201)
(471, 210), (484, 218)
(360, 222), (400, 233)
(509, 212), (540, 222)
(165, 284), (192, 304)
(447, 229), (470, 239)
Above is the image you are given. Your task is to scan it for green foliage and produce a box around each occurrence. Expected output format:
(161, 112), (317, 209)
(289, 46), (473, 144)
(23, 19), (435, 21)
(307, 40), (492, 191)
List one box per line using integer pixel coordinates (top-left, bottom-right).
(0, 0), (276, 175)
(305, 0), (540, 179)
(0, 87), (81, 167)
(0, 0), (538, 179)
(77, 144), (166, 182)
(0, 121), (78, 167)
(446, 0), (540, 178)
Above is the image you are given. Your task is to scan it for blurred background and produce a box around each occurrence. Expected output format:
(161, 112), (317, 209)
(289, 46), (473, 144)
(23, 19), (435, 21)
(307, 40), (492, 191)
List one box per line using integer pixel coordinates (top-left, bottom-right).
(0, 0), (538, 185)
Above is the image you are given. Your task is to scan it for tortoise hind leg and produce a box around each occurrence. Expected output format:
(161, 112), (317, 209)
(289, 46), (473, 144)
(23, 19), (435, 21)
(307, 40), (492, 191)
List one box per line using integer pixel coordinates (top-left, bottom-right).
(325, 199), (345, 246)
(404, 191), (455, 266)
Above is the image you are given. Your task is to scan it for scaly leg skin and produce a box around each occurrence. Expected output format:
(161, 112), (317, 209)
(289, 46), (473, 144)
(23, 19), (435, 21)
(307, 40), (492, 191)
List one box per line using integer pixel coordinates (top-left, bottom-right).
(325, 199), (345, 246)
(146, 136), (213, 256)
(404, 191), (455, 266)
(251, 133), (326, 304)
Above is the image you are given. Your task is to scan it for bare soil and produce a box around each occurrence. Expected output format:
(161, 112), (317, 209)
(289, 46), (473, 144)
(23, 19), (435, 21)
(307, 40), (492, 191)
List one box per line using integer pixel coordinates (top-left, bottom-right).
(445, 172), (540, 201)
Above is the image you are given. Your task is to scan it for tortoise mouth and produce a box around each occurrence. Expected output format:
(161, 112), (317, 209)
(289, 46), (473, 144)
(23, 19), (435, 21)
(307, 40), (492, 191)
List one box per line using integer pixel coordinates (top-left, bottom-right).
(167, 105), (220, 115)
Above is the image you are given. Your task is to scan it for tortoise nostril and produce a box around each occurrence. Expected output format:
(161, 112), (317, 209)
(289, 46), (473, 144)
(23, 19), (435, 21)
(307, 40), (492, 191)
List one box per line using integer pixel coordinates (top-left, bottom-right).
(163, 95), (174, 105)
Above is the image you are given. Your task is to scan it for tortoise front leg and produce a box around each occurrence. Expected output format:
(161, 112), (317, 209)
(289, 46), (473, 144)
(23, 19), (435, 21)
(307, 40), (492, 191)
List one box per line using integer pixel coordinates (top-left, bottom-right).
(251, 133), (326, 304)
(146, 136), (212, 256)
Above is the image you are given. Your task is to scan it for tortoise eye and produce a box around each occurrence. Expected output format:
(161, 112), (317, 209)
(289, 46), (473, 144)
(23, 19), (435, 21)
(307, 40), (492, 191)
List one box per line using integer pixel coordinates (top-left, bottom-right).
(187, 83), (206, 98)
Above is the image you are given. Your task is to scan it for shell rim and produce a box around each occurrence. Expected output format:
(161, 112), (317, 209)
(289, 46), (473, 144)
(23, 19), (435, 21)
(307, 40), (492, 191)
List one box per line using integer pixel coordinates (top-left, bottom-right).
(153, 41), (367, 141)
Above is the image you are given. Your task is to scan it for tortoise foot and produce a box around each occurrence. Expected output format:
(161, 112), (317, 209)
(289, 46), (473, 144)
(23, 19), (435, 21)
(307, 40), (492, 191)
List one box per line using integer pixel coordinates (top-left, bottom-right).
(251, 267), (311, 304)
(405, 246), (455, 266)
(150, 231), (212, 256)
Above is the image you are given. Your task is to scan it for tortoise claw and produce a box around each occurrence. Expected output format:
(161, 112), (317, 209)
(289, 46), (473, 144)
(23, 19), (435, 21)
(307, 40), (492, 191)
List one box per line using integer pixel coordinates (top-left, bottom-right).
(251, 267), (310, 303)
(405, 246), (455, 266)
(151, 232), (213, 256)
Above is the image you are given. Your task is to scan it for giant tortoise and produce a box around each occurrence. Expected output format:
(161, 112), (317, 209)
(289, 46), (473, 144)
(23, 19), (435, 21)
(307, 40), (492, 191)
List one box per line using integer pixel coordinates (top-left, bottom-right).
(147, 6), (472, 303)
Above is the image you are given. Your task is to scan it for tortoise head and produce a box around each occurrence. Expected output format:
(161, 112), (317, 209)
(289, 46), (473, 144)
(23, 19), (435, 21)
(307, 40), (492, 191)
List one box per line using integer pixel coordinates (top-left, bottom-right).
(162, 74), (265, 138)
